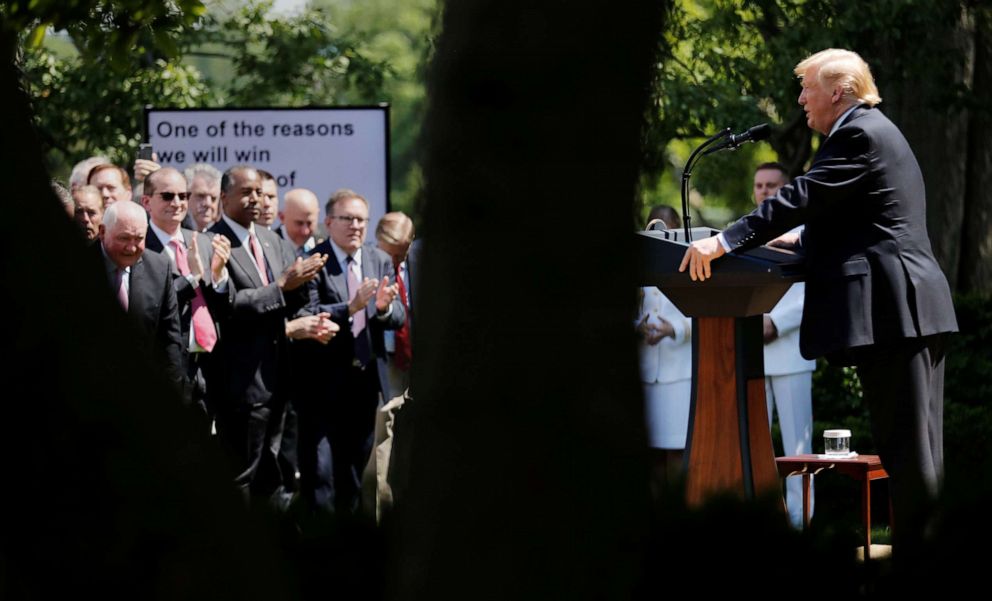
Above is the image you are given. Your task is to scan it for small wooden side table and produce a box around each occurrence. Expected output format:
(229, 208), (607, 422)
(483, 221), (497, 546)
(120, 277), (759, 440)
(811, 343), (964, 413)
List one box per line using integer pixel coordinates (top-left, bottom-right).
(775, 454), (890, 559)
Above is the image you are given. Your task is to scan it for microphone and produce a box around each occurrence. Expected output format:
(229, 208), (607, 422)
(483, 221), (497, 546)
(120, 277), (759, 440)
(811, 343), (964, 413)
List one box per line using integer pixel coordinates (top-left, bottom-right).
(703, 123), (771, 154)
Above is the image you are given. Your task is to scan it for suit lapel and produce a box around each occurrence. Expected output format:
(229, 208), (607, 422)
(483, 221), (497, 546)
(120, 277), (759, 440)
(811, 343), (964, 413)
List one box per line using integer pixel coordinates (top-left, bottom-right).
(321, 242), (349, 302)
(128, 257), (146, 317)
(143, 227), (180, 277)
(145, 227), (165, 253)
(360, 246), (376, 319)
(258, 229), (283, 280)
(215, 220), (264, 288)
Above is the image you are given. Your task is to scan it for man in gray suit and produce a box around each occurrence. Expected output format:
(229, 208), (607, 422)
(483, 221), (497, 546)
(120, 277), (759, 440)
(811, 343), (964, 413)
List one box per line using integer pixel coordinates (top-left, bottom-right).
(681, 49), (957, 558)
(208, 165), (328, 504)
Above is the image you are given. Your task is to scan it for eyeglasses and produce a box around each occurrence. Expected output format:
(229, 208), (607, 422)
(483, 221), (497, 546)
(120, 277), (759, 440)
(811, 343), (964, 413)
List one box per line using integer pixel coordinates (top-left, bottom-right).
(158, 191), (190, 201)
(329, 215), (369, 226)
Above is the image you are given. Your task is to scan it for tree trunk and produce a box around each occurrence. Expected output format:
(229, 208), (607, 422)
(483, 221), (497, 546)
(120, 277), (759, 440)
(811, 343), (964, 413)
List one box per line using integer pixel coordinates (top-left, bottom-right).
(880, 8), (974, 291)
(960, 4), (992, 295)
(387, 1), (667, 598)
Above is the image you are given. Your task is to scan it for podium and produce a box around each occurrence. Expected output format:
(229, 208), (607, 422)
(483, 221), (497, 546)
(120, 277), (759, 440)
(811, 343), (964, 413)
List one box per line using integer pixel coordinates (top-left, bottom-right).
(637, 227), (804, 505)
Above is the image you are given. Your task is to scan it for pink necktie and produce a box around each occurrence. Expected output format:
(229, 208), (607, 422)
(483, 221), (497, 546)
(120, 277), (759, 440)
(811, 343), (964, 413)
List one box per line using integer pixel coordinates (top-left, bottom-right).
(170, 239), (217, 352)
(347, 256), (366, 337)
(249, 232), (270, 285)
(115, 267), (128, 311)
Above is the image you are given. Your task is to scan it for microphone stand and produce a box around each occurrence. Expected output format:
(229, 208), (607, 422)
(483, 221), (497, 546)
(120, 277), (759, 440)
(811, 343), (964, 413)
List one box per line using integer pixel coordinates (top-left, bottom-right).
(681, 128), (730, 242)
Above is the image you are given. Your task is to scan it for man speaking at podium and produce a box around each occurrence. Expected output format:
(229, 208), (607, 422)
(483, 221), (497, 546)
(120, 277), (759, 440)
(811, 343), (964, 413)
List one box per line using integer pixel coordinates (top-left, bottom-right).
(680, 49), (957, 558)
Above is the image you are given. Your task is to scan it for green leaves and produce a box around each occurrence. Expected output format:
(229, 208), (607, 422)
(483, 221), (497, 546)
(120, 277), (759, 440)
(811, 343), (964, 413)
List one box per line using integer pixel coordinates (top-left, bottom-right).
(4, 0), (206, 71)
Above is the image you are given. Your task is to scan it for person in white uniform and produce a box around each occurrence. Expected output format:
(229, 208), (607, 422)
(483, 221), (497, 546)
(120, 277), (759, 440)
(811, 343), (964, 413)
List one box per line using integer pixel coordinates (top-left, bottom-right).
(754, 163), (817, 528)
(638, 206), (693, 498)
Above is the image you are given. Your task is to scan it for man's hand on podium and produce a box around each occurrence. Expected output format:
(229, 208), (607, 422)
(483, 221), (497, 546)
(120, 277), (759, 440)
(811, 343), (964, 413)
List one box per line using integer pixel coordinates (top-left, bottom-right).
(679, 236), (725, 281)
(768, 231), (801, 250)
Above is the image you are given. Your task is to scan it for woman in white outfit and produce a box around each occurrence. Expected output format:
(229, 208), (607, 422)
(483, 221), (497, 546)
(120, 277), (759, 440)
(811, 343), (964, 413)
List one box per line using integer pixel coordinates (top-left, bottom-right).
(638, 207), (693, 497)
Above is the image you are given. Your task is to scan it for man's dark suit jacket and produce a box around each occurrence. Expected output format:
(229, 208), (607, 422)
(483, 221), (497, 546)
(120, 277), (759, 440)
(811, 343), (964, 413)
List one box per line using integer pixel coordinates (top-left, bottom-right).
(302, 241), (405, 396)
(723, 106), (958, 361)
(144, 226), (230, 353)
(207, 218), (308, 408)
(96, 244), (185, 386)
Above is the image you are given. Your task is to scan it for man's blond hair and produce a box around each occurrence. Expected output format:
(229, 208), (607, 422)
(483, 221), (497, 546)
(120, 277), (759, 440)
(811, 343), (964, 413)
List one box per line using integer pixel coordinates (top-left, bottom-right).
(376, 211), (415, 245)
(795, 48), (882, 107)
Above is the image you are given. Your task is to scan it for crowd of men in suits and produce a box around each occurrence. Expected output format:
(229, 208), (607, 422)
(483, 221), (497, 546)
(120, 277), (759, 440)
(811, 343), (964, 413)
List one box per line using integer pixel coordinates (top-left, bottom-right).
(64, 159), (416, 517)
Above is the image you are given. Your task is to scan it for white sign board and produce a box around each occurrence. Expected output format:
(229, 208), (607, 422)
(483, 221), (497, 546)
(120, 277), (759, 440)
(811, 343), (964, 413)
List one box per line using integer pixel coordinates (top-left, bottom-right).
(145, 106), (390, 225)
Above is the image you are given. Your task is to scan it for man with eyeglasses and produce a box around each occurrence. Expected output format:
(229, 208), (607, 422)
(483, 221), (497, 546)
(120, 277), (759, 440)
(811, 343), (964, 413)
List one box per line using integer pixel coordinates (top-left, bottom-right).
(209, 165), (331, 506)
(185, 163), (223, 232)
(295, 188), (404, 516)
(142, 167), (233, 420)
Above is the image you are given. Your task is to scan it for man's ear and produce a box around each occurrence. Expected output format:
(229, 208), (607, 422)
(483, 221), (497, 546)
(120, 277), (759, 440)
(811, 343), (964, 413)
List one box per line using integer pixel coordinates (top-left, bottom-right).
(98, 224), (106, 241)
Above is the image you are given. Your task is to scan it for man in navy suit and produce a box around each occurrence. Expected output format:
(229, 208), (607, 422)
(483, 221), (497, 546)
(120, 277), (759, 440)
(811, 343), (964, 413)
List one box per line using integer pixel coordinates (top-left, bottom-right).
(296, 188), (404, 515)
(142, 167), (232, 419)
(97, 200), (184, 389)
(681, 49), (957, 558)
(208, 165), (329, 504)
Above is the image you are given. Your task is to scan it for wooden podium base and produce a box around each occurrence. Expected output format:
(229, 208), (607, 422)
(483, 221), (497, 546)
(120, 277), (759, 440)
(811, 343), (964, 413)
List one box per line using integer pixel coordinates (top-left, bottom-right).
(685, 316), (780, 506)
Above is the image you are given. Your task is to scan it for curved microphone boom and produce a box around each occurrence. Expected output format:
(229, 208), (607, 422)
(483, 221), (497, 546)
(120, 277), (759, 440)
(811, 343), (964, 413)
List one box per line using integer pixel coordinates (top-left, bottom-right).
(703, 123), (771, 155)
(679, 123), (771, 242)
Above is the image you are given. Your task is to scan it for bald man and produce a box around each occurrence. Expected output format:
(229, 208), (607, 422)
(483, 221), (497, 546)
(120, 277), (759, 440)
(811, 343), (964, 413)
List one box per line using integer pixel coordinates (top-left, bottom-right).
(96, 200), (184, 389)
(276, 188), (321, 255)
(272, 187), (322, 495)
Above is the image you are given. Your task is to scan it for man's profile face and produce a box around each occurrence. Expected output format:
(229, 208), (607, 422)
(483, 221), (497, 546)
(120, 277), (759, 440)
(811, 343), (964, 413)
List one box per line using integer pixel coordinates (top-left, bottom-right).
(73, 191), (103, 241)
(798, 66), (839, 136)
(142, 170), (188, 232)
(189, 176), (220, 230)
(91, 168), (129, 205)
(326, 197), (369, 253)
(100, 214), (146, 268)
(257, 179), (278, 227)
(221, 169), (263, 228)
(753, 168), (788, 205)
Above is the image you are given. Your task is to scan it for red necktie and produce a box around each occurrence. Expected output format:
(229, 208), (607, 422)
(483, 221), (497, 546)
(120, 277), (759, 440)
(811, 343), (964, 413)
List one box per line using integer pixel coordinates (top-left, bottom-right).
(249, 231), (270, 285)
(393, 262), (412, 370)
(170, 238), (217, 352)
(115, 267), (129, 311)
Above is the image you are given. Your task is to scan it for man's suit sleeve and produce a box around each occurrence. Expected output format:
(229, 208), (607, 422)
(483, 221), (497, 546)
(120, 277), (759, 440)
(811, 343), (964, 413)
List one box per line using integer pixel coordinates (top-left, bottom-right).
(724, 126), (872, 251)
(229, 281), (285, 318)
(376, 252), (405, 330)
(311, 286), (350, 323)
(278, 237), (311, 316)
(158, 268), (186, 387)
(172, 273), (198, 305)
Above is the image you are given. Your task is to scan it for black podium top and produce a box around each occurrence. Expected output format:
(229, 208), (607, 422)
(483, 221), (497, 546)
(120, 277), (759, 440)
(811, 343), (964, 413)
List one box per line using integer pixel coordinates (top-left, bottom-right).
(637, 227), (805, 317)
